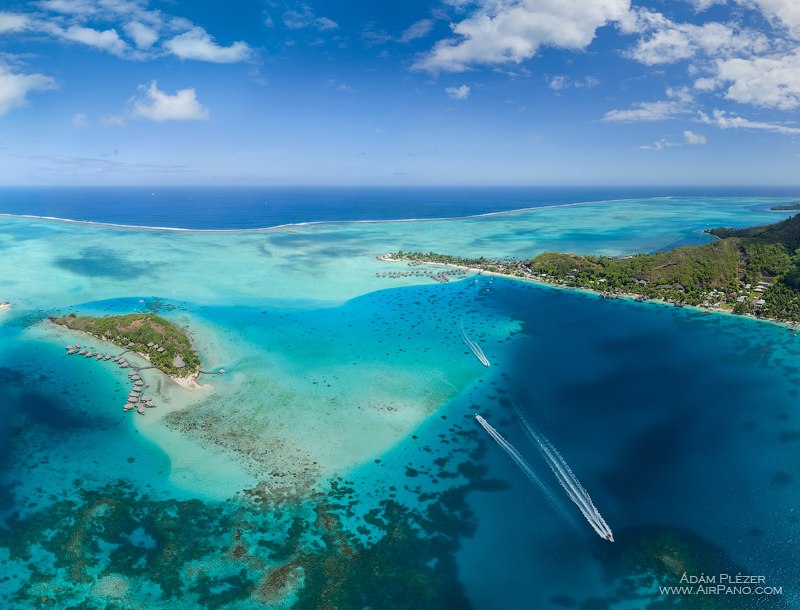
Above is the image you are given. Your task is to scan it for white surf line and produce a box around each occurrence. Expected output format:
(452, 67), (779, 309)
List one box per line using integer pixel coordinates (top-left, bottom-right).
(460, 320), (490, 367)
(515, 409), (614, 542)
(0, 197), (643, 233)
(475, 415), (578, 529)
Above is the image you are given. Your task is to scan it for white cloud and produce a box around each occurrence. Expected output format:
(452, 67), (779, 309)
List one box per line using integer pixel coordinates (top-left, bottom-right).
(72, 112), (88, 127)
(124, 21), (158, 50)
(283, 4), (338, 31)
(602, 87), (694, 122)
(624, 10), (768, 66)
(638, 138), (679, 151)
(715, 50), (800, 109)
(694, 76), (720, 90)
(37, 0), (95, 15)
(0, 12), (29, 33)
(0, 63), (56, 117)
(685, 0), (727, 11)
(698, 109), (800, 134)
(337, 82), (355, 93)
(400, 19), (434, 43)
(548, 74), (599, 90)
(445, 84), (471, 99)
(165, 27), (251, 63)
(6, 1), (255, 65)
(747, 0), (800, 38)
(56, 25), (129, 56)
(415, 0), (630, 72)
(131, 81), (209, 121)
(684, 129), (707, 144)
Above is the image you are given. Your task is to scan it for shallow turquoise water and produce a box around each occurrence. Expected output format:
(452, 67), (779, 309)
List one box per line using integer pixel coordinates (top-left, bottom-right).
(0, 196), (798, 608)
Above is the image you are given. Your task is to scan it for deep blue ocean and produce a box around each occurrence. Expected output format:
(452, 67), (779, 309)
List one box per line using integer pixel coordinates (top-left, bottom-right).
(0, 185), (798, 229)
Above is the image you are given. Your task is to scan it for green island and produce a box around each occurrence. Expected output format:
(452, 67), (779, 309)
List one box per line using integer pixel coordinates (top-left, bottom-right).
(387, 212), (800, 324)
(769, 202), (800, 211)
(49, 313), (201, 377)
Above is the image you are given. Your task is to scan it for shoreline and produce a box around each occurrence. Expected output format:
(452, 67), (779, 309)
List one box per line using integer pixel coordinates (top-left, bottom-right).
(0, 195), (793, 234)
(51, 322), (209, 391)
(383, 258), (800, 332)
(0, 301), (10, 313)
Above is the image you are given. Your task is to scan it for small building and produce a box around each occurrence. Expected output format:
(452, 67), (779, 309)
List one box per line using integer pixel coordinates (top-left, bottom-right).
(172, 354), (186, 369)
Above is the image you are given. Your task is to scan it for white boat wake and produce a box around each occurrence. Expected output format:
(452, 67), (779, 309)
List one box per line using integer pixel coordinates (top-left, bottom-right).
(476, 412), (614, 542)
(475, 415), (577, 528)
(515, 409), (614, 542)
(460, 320), (490, 367)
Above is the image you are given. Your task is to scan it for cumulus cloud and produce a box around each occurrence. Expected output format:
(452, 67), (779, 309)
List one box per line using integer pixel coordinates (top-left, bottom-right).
(623, 9), (767, 66)
(0, 12), (29, 33)
(72, 112), (88, 127)
(445, 84), (471, 99)
(415, 0), (630, 72)
(698, 109), (800, 134)
(684, 129), (707, 144)
(0, 63), (57, 117)
(131, 80), (209, 121)
(124, 20), (158, 50)
(715, 49), (800, 109)
(52, 25), (129, 56)
(5, 1), (253, 64)
(748, 0), (800, 37)
(37, 0), (96, 15)
(165, 27), (251, 63)
(602, 87), (694, 122)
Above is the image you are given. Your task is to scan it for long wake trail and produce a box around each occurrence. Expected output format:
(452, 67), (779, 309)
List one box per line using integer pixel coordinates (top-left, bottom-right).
(460, 320), (490, 367)
(515, 409), (614, 542)
(475, 415), (577, 529)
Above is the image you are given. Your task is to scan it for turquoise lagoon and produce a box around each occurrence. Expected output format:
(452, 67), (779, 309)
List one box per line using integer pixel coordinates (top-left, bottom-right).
(0, 196), (798, 608)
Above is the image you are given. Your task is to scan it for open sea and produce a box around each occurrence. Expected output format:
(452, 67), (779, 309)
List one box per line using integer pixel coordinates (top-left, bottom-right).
(0, 186), (799, 609)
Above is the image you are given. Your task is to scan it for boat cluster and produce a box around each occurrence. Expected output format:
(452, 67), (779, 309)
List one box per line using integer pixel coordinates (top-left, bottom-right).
(65, 344), (158, 415)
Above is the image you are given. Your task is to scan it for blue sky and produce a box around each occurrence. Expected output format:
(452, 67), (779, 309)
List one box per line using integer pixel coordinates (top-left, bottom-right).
(0, 0), (799, 185)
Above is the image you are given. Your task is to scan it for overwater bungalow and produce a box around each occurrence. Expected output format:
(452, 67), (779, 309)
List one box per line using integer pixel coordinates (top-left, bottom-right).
(123, 404), (134, 411)
(136, 405), (145, 415)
